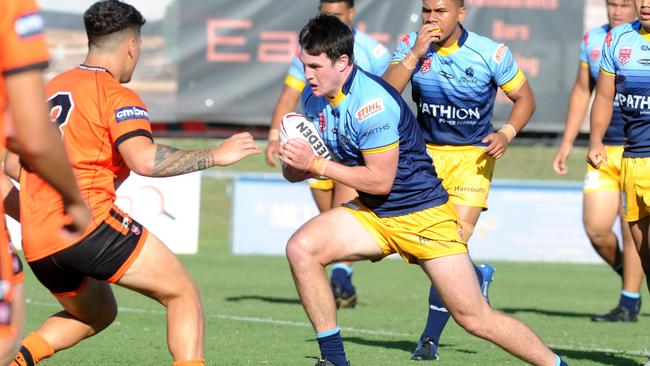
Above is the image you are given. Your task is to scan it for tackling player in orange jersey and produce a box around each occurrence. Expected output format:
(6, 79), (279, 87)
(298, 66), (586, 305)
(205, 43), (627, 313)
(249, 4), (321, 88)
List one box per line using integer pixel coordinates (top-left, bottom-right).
(0, 0), (90, 364)
(8, 1), (259, 366)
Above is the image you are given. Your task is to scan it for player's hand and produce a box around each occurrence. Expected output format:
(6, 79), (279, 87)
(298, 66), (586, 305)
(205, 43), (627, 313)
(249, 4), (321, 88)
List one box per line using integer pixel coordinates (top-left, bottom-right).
(482, 132), (509, 160)
(552, 143), (572, 175)
(60, 200), (91, 239)
(587, 141), (607, 169)
(278, 138), (315, 171)
(412, 24), (442, 58)
(213, 132), (261, 166)
(265, 140), (280, 167)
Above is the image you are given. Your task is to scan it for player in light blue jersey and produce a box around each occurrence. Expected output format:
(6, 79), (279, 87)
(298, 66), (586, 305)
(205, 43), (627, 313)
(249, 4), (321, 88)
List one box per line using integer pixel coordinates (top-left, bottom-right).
(265, 0), (391, 309)
(383, 0), (536, 360)
(280, 14), (567, 366)
(553, 0), (643, 323)
(589, 0), (650, 302)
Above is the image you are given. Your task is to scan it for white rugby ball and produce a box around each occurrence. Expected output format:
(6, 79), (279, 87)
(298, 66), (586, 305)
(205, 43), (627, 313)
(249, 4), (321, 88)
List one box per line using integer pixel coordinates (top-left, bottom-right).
(280, 112), (332, 160)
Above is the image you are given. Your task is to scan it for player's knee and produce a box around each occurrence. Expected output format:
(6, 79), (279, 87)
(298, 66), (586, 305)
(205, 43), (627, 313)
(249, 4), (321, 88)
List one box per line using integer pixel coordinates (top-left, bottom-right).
(286, 233), (317, 265)
(584, 225), (612, 248)
(454, 311), (491, 339)
(93, 298), (118, 331)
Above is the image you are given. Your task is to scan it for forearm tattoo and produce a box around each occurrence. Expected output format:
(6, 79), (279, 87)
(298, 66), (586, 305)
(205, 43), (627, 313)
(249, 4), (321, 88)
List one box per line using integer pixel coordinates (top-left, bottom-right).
(152, 144), (216, 177)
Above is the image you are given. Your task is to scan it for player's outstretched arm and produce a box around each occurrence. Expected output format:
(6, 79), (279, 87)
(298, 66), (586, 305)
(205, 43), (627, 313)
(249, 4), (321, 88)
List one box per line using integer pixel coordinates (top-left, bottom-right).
(483, 80), (535, 160)
(279, 139), (397, 195)
(553, 64), (593, 175)
(118, 132), (261, 177)
(587, 72), (616, 169)
(267, 85), (302, 167)
(5, 70), (90, 236)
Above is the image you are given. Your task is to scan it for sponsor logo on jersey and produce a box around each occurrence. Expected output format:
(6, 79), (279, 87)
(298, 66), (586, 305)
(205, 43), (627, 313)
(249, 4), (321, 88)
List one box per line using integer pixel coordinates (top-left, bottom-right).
(493, 44), (507, 63)
(605, 32), (613, 47)
(590, 48), (601, 62)
(619, 46), (632, 64)
(642, 45), (650, 51)
(356, 98), (385, 122)
(638, 59), (650, 65)
(420, 56), (432, 74)
(401, 34), (411, 45)
(115, 106), (150, 123)
(460, 67), (477, 83)
(318, 112), (326, 132)
(360, 123), (390, 139)
(617, 93), (650, 110)
(438, 71), (454, 80)
(583, 32), (589, 46)
(420, 102), (481, 120)
(14, 13), (44, 39)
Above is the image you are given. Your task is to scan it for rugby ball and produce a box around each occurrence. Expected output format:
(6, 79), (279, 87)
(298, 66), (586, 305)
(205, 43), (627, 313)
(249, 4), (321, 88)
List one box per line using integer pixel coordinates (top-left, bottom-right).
(280, 112), (332, 160)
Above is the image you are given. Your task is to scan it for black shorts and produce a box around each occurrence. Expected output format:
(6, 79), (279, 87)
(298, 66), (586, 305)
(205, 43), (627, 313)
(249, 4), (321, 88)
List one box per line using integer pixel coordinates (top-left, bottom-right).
(28, 209), (148, 296)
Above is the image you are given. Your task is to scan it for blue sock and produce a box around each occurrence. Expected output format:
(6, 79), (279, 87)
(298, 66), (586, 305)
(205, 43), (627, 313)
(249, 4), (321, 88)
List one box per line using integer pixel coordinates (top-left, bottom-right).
(420, 285), (450, 347)
(331, 264), (354, 294)
(317, 327), (347, 366)
(556, 354), (568, 366)
(619, 290), (641, 313)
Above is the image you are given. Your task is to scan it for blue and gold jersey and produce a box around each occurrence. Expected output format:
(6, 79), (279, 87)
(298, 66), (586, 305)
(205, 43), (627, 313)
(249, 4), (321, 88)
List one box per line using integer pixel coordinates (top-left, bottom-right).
(391, 28), (525, 146)
(600, 21), (650, 157)
(302, 66), (448, 217)
(581, 24), (624, 145)
(285, 28), (391, 92)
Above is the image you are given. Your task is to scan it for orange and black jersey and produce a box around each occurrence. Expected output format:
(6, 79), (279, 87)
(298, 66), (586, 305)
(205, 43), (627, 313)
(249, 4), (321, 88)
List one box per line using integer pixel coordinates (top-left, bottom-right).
(20, 65), (153, 262)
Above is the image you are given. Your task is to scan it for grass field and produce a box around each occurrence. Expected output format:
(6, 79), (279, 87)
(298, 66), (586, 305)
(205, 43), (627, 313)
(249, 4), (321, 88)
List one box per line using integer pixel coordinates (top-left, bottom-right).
(23, 142), (650, 366)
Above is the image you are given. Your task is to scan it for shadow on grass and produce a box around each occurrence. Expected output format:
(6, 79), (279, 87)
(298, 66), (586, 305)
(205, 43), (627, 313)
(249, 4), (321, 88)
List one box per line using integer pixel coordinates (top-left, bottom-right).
(499, 307), (597, 318)
(342, 337), (461, 354)
(554, 348), (645, 366)
(225, 295), (301, 305)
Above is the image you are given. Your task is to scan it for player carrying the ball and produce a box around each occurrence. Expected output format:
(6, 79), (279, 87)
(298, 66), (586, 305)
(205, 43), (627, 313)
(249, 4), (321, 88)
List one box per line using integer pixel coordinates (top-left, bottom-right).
(279, 14), (568, 366)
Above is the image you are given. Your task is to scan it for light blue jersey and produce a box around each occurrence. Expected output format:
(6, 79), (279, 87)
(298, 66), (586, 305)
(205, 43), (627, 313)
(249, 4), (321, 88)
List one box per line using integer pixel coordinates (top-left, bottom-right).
(581, 24), (624, 145)
(600, 21), (650, 157)
(285, 28), (391, 92)
(301, 66), (448, 217)
(391, 27), (525, 146)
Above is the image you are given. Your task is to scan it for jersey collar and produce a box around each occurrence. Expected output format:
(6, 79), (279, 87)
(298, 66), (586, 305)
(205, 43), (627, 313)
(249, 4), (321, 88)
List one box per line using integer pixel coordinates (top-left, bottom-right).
(433, 26), (468, 57)
(641, 25), (650, 42)
(327, 65), (358, 108)
(78, 64), (113, 77)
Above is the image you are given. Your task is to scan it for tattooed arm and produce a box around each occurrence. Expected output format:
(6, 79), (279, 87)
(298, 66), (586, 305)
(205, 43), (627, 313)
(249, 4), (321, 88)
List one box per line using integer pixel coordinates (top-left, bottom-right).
(117, 132), (261, 177)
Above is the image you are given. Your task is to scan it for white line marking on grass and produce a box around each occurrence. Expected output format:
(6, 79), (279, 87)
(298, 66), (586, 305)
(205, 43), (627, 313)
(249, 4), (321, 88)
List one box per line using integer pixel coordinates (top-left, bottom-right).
(25, 299), (650, 358)
(25, 299), (411, 337)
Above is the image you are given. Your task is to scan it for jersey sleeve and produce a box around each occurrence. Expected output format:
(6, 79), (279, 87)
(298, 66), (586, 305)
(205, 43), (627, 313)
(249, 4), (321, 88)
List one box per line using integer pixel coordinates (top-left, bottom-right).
(491, 43), (526, 94)
(0, 0), (49, 76)
(107, 89), (153, 148)
(284, 54), (306, 92)
(354, 96), (400, 154)
(579, 31), (590, 65)
(599, 31), (616, 76)
(390, 32), (416, 64)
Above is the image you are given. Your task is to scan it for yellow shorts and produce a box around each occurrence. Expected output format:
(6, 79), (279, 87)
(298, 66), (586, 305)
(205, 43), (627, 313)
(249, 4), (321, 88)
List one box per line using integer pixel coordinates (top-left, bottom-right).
(427, 145), (495, 209)
(584, 145), (623, 193)
(307, 178), (334, 191)
(621, 156), (650, 222)
(343, 199), (467, 264)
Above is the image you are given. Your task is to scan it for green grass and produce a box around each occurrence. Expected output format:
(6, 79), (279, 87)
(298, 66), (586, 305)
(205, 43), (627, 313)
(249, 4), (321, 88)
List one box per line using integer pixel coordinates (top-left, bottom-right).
(22, 141), (643, 365)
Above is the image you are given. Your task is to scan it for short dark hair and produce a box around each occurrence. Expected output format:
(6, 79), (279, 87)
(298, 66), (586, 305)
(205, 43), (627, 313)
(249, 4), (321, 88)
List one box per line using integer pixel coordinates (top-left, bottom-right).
(320, 0), (354, 7)
(299, 14), (354, 65)
(84, 0), (146, 47)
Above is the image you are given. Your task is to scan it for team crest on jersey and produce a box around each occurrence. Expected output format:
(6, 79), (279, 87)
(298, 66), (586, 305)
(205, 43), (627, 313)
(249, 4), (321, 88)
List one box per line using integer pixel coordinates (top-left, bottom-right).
(318, 112), (326, 132)
(583, 32), (589, 46)
(14, 13), (44, 39)
(420, 56), (432, 74)
(590, 48), (601, 62)
(115, 106), (150, 123)
(401, 34), (411, 45)
(619, 46), (632, 64)
(355, 98), (385, 122)
(605, 32), (613, 47)
(493, 44), (507, 64)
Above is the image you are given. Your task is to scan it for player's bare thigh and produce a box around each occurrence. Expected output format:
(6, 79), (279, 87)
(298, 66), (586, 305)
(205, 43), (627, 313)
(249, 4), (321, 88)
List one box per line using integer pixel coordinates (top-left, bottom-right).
(453, 204), (482, 242)
(332, 183), (357, 208)
(287, 206), (383, 264)
(583, 191), (620, 237)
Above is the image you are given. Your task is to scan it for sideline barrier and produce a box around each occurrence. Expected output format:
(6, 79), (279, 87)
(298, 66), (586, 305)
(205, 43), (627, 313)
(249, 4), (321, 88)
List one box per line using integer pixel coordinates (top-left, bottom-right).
(231, 174), (614, 263)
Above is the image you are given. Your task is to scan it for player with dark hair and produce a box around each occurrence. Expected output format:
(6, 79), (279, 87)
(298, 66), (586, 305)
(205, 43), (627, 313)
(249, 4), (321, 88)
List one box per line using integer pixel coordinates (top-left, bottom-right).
(281, 14), (567, 366)
(9, 1), (259, 365)
(588, 0), (650, 308)
(266, 0), (390, 309)
(382, 0), (536, 360)
(0, 0), (90, 364)
(553, 0), (643, 323)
